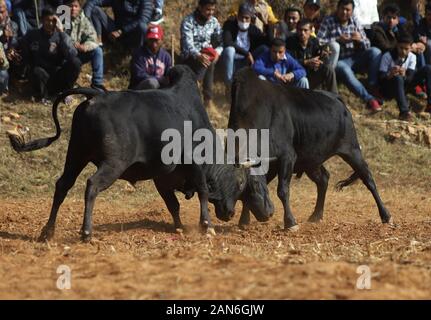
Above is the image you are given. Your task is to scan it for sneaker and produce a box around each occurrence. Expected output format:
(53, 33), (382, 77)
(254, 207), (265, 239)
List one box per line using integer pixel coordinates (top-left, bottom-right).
(150, 12), (164, 24)
(367, 99), (382, 113)
(91, 83), (108, 92)
(414, 85), (428, 99)
(399, 111), (413, 121)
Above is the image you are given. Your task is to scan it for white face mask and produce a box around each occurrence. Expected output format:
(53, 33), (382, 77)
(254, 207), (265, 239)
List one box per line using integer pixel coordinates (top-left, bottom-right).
(238, 21), (250, 31)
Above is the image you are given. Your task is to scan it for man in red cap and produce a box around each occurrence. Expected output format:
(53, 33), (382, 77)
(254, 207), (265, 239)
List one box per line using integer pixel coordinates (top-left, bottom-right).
(129, 24), (172, 90)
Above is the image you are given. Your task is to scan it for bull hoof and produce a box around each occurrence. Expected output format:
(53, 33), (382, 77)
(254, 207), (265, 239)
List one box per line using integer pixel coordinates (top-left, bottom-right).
(383, 217), (395, 227)
(307, 214), (323, 223)
(38, 225), (55, 242)
(285, 225), (300, 232)
(81, 230), (92, 243)
(238, 223), (249, 230)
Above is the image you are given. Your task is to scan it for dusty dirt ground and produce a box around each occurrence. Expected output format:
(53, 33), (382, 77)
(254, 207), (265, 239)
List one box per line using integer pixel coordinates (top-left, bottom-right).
(1, 176), (430, 300)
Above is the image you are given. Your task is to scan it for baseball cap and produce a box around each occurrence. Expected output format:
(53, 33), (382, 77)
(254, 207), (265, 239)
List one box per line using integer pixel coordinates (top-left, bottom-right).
(146, 24), (164, 40)
(304, 0), (320, 7)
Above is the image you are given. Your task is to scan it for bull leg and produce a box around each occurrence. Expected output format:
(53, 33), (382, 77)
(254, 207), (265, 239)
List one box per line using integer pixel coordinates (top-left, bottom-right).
(191, 165), (214, 235)
(238, 203), (251, 228)
(81, 164), (124, 242)
(38, 152), (88, 242)
(278, 155), (298, 231)
(340, 148), (392, 224)
(154, 182), (184, 233)
(306, 166), (330, 223)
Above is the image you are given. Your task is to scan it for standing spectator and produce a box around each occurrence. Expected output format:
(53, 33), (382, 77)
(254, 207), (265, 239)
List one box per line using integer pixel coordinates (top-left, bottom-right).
(180, 0), (222, 111)
(83, 0), (153, 49)
(0, 0), (18, 50)
(64, 0), (105, 92)
(318, 0), (382, 111)
(353, 0), (379, 38)
(379, 33), (431, 120)
(151, 0), (164, 24)
(12, 0), (63, 36)
(413, 2), (431, 65)
(287, 19), (337, 93)
(129, 24), (171, 90)
(303, 0), (325, 35)
(268, 7), (301, 43)
(19, 7), (81, 104)
(253, 38), (309, 89)
(0, 42), (8, 95)
(229, 0), (278, 33)
(222, 3), (267, 86)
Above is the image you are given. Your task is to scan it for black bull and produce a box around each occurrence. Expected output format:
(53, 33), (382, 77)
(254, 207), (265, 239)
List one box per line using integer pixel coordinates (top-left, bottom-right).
(8, 65), (273, 242)
(228, 67), (392, 230)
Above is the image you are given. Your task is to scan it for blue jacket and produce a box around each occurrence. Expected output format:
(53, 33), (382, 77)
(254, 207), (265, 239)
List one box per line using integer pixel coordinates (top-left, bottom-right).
(129, 46), (172, 88)
(253, 49), (306, 83)
(84, 0), (153, 34)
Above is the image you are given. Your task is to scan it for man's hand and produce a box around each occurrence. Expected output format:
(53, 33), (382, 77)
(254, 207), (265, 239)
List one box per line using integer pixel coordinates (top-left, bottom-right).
(283, 72), (295, 83)
(6, 48), (22, 63)
(338, 33), (352, 43)
(246, 52), (254, 65)
(74, 42), (86, 52)
(54, 16), (64, 32)
(305, 57), (322, 70)
(109, 30), (122, 41)
(412, 42), (426, 54)
(274, 70), (285, 82)
(398, 67), (406, 77)
(197, 53), (211, 68)
(351, 31), (363, 42)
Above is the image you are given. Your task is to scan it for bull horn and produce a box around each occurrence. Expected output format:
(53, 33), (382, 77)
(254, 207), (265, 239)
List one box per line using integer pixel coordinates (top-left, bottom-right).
(239, 157), (278, 168)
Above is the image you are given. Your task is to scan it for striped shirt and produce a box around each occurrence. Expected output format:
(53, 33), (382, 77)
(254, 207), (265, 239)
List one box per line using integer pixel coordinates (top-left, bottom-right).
(317, 14), (370, 59)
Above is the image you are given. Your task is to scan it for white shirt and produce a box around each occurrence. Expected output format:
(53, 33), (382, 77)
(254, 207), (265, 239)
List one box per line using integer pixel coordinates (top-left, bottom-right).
(235, 30), (250, 59)
(379, 51), (417, 76)
(354, 0), (380, 28)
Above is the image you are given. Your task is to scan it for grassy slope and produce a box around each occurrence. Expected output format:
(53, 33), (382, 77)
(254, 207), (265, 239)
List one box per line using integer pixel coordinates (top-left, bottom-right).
(0, 0), (430, 201)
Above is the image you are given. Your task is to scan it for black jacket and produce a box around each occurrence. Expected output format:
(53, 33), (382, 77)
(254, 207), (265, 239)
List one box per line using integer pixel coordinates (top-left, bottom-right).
(222, 19), (267, 57)
(286, 35), (322, 67)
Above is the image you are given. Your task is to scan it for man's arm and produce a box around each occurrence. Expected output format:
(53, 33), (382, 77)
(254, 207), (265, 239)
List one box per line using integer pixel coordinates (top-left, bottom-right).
(83, 0), (111, 18)
(253, 54), (275, 78)
(180, 16), (200, 58)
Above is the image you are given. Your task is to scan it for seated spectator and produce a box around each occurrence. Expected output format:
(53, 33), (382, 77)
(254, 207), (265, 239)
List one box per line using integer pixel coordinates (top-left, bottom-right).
(151, 0), (164, 24)
(180, 0), (222, 110)
(0, 0), (18, 51)
(287, 19), (337, 93)
(0, 42), (8, 94)
(379, 33), (431, 120)
(129, 24), (171, 90)
(303, 0), (325, 36)
(12, 0), (63, 36)
(413, 2), (431, 65)
(19, 7), (81, 104)
(268, 7), (301, 43)
(371, 4), (405, 53)
(318, 0), (382, 111)
(64, 0), (105, 92)
(83, 0), (153, 49)
(253, 38), (309, 89)
(229, 0), (278, 33)
(222, 3), (267, 86)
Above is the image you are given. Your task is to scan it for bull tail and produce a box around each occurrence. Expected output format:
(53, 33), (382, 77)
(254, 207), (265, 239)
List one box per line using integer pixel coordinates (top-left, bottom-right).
(8, 88), (102, 153)
(335, 172), (360, 191)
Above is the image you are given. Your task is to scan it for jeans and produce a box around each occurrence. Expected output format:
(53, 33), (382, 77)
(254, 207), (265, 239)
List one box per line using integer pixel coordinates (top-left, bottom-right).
(222, 45), (267, 85)
(184, 56), (216, 100)
(336, 47), (382, 102)
(381, 65), (431, 113)
(0, 69), (9, 94)
(78, 47), (104, 86)
(154, 0), (164, 13)
(327, 41), (340, 70)
(13, 8), (35, 36)
(425, 39), (431, 65)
